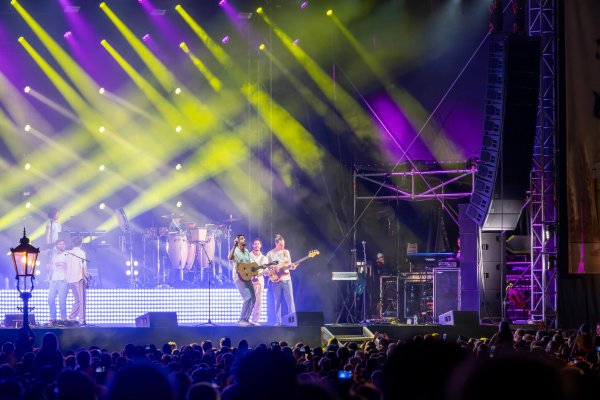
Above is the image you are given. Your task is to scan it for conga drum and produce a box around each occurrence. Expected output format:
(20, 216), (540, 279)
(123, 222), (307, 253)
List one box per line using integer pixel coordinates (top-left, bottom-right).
(184, 239), (196, 270)
(167, 233), (188, 269)
(197, 234), (216, 268)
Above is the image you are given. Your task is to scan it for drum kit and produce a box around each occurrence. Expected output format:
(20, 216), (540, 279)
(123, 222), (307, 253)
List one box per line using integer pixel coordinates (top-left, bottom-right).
(141, 214), (239, 288)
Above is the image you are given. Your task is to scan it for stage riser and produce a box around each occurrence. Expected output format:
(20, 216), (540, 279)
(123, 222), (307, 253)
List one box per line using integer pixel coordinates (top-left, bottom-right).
(0, 289), (267, 326)
(0, 326), (323, 351)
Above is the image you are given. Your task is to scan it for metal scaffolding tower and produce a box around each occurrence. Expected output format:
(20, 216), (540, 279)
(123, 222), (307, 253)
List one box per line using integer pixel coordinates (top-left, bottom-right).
(528, 0), (558, 327)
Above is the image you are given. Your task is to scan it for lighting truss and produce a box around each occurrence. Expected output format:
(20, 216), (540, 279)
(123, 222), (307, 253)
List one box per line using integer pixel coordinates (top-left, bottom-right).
(528, 0), (558, 328)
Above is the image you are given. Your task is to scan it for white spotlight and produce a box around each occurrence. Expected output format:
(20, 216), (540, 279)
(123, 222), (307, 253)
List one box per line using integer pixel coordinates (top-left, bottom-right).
(175, 164), (182, 170)
(125, 270), (132, 276)
(126, 260), (131, 267)
(175, 87), (182, 95)
(176, 201), (183, 208)
(25, 202), (31, 209)
(24, 86), (31, 93)
(175, 126), (182, 133)
(24, 163), (31, 170)
(99, 87), (105, 95)
(133, 261), (139, 267)
(99, 203), (106, 210)
(99, 165), (105, 171)
(133, 270), (139, 276)
(24, 125), (31, 132)
(99, 126), (105, 133)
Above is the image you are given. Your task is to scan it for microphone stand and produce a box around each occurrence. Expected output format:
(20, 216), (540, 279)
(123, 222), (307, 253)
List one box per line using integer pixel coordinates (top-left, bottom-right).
(196, 241), (217, 326)
(361, 242), (367, 322)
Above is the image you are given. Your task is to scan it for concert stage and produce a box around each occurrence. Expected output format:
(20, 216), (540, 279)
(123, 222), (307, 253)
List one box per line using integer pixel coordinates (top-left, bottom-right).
(0, 323), (498, 352)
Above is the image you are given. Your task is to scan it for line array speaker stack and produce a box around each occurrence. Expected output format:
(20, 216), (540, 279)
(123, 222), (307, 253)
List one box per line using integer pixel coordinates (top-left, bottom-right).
(467, 34), (541, 228)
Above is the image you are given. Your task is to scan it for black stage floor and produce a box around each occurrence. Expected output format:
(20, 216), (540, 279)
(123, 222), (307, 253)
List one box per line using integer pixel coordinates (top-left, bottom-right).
(0, 323), (499, 351)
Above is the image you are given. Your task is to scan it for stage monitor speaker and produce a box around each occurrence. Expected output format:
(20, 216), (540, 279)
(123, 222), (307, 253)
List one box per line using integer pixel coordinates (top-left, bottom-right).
(4, 314), (35, 328)
(438, 310), (479, 326)
(135, 312), (178, 328)
(282, 312), (324, 327)
(433, 268), (460, 323)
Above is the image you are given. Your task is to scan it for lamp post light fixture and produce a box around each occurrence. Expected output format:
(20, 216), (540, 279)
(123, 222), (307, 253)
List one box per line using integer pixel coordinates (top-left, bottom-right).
(10, 229), (39, 355)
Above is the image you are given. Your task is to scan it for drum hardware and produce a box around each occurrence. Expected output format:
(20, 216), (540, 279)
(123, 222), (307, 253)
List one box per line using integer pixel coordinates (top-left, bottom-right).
(196, 240), (217, 326)
(116, 208), (138, 288)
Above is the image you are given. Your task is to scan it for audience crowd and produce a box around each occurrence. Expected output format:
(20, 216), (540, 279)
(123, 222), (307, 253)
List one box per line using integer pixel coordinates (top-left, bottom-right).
(0, 321), (599, 400)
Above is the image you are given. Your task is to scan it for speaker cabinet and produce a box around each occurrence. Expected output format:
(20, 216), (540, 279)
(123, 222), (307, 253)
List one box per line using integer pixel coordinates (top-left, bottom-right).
(433, 268), (460, 323)
(135, 312), (178, 328)
(4, 314), (36, 328)
(438, 310), (479, 326)
(282, 312), (324, 327)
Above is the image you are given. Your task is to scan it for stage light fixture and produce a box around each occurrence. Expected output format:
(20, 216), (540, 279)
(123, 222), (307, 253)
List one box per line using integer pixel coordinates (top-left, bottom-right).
(175, 126), (182, 133)
(24, 86), (30, 93)
(24, 164), (31, 170)
(25, 202), (31, 209)
(221, 35), (230, 44)
(326, 9), (333, 16)
(133, 270), (139, 276)
(133, 261), (139, 267)
(300, 1), (309, 9)
(99, 87), (105, 95)
(293, 38), (300, 46)
(126, 261), (131, 267)
(259, 43), (266, 51)
(99, 203), (106, 210)
(142, 34), (151, 42)
(256, 7), (263, 14)
(99, 165), (105, 171)
(99, 126), (105, 133)
(176, 201), (183, 208)
(175, 87), (181, 94)
(24, 125), (31, 132)
(175, 163), (182, 170)
(63, 31), (72, 40)
(125, 270), (131, 276)
(219, 0), (226, 6)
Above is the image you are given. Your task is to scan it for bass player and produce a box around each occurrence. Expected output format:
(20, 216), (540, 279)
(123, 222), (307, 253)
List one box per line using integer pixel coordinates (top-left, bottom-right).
(228, 234), (256, 326)
(266, 234), (296, 326)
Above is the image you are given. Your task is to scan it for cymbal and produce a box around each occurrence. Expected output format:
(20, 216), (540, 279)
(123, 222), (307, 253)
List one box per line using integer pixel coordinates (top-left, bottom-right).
(222, 216), (240, 223)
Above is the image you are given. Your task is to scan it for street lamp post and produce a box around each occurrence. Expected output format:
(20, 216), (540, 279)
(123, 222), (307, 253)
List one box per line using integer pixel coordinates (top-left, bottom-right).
(10, 228), (39, 356)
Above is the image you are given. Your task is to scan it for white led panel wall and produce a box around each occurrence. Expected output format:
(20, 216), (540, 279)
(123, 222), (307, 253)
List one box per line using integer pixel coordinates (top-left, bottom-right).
(0, 289), (268, 326)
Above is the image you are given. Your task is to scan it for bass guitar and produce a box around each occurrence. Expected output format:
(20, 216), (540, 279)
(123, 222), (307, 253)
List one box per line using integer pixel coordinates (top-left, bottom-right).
(237, 261), (278, 282)
(268, 250), (319, 283)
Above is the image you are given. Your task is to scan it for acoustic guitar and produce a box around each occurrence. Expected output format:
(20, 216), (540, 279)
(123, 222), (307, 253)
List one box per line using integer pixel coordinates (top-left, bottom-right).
(236, 261), (278, 282)
(268, 250), (319, 283)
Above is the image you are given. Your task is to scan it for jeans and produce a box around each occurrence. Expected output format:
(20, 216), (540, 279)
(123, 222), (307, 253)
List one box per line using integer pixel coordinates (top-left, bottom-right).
(273, 279), (295, 324)
(235, 279), (256, 322)
(48, 280), (68, 320)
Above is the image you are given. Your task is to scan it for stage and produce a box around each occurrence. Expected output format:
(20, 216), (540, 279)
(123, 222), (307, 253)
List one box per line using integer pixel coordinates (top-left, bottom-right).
(0, 322), (499, 351)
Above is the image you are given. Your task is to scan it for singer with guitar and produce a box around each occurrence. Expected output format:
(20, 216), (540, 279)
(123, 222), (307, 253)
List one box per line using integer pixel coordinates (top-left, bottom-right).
(65, 236), (90, 325)
(228, 234), (256, 327)
(266, 234), (297, 326)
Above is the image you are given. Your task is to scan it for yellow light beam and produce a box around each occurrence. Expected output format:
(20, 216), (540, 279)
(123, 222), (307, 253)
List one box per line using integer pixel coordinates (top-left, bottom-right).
(99, 2), (175, 91)
(179, 42), (222, 92)
(256, 13), (374, 140)
(100, 39), (184, 129)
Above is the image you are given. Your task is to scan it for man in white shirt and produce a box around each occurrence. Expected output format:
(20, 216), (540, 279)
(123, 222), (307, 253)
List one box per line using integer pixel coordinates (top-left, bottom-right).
(228, 234), (255, 326)
(266, 234), (296, 326)
(48, 239), (68, 324)
(65, 237), (89, 325)
(249, 239), (268, 325)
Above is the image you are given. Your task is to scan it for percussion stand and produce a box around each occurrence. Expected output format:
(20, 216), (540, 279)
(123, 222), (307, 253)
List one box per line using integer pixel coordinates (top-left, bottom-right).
(157, 234), (170, 288)
(196, 241), (217, 326)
